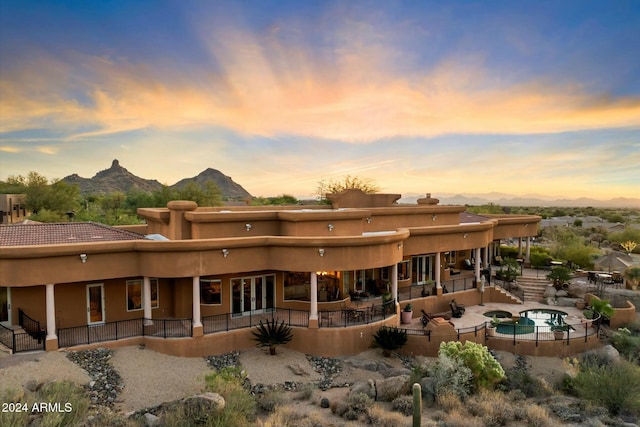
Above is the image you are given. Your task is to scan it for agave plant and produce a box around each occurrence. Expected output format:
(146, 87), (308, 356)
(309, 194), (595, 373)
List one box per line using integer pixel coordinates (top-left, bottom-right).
(373, 326), (408, 357)
(251, 319), (293, 355)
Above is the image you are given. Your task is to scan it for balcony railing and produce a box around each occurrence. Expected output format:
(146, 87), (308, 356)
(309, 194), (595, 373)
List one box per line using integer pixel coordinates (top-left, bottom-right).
(0, 323), (46, 353)
(203, 308), (309, 335)
(318, 299), (396, 328)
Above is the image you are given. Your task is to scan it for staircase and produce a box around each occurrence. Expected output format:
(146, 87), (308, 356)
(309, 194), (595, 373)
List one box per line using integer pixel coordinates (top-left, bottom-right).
(492, 285), (523, 304)
(517, 277), (549, 303)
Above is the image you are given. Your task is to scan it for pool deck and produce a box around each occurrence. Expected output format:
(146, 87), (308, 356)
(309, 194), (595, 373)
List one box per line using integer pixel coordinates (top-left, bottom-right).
(403, 300), (587, 333)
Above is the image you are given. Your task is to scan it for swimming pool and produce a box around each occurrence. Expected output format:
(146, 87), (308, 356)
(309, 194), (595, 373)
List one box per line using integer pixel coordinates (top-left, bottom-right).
(484, 308), (572, 335)
(519, 309), (569, 328)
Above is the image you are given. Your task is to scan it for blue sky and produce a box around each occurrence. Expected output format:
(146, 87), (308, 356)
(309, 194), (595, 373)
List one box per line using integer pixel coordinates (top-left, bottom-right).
(1, 0), (639, 200)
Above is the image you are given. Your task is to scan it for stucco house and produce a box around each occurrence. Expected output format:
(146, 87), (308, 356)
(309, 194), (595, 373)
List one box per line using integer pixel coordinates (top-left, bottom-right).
(1, 190), (544, 357)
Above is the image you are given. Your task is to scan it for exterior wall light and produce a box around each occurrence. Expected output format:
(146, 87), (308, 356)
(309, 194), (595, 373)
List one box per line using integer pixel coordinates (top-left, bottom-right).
(222, 249), (230, 257)
(463, 233), (468, 238)
(245, 223), (252, 231)
(397, 243), (403, 249)
(80, 253), (88, 263)
(327, 224), (334, 231)
(318, 248), (325, 257)
(366, 217), (372, 224)
(432, 214), (437, 221)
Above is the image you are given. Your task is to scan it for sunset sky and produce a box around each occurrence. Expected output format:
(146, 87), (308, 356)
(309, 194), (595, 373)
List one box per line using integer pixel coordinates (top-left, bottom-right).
(1, 1), (639, 200)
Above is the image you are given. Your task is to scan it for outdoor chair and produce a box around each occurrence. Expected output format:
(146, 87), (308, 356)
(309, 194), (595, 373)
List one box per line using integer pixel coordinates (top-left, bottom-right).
(450, 300), (465, 318)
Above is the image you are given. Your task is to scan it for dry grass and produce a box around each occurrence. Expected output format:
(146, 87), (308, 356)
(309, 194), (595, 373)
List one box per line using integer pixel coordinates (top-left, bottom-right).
(442, 409), (484, 427)
(524, 404), (553, 427)
(368, 404), (412, 427)
(436, 390), (464, 412)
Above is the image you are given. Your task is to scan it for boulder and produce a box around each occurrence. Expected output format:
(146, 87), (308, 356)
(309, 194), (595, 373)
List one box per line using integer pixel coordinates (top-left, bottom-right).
(350, 379), (376, 399)
(287, 363), (309, 376)
(375, 375), (410, 402)
(143, 413), (160, 427)
(586, 345), (620, 364)
(555, 290), (568, 297)
(182, 392), (225, 414)
(378, 366), (412, 378)
(545, 297), (558, 306)
(344, 358), (380, 372)
(555, 297), (576, 307)
(544, 286), (557, 298)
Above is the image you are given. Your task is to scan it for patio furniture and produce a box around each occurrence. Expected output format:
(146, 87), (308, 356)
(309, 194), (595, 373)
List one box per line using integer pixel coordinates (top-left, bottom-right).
(450, 299), (465, 318)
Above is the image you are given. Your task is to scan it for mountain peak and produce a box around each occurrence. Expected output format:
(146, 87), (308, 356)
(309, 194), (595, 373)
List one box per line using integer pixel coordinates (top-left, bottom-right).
(111, 159), (121, 168)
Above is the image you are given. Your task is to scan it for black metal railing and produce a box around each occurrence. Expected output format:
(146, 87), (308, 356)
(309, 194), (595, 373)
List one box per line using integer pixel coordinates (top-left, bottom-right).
(0, 322), (46, 353)
(398, 277), (477, 301)
(18, 308), (45, 343)
(318, 299), (396, 328)
(57, 317), (192, 348)
(203, 308), (309, 335)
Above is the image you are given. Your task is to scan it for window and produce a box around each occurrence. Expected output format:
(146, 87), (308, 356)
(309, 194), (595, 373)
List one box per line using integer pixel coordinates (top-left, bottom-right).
(126, 279), (159, 311)
(284, 272), (310, 300)
(398, 260), (410, 281)
(200, 279), (222, 305)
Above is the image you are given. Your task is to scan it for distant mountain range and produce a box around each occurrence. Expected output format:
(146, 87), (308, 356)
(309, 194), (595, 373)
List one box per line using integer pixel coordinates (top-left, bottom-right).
(62, 160), (252, 200)
(399, 193), (640, 208)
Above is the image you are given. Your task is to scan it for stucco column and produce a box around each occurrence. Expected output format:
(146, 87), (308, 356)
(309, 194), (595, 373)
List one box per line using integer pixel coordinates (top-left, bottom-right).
(143, 277), (153, 326)
(192, 276), (202, 328)
(45, 284), (56, 340)
(518, 237), (523, 257)
(391, 263), (398, 302)
(484, 245), (490, 268)
(475, 247), (481, 286)
(310, 272), (318, 320)
(525, 237), (531, 263)
(435, 252), (442, 289)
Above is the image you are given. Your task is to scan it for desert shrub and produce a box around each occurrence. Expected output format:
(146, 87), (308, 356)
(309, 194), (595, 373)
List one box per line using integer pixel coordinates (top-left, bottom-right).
(201, 367), (257, 427)
(572, 359), (640, 416)
(438, 341), (505, 389)
(373, 327), (408, 356)
(294, 383), (315, 401)
(610, 327), (640, 362)
(258, 406), (327, 427)
(502, 366), (545, 397)
(424, 355), (473, 402)
(368, 404), (412, 427)
(256, 389), (284, 413)
(524, 404), (552, 427)
(333, 391), (373, 421)
(436, 390), (464, 412)
(442, 409), (483, 427)
(0, 381), (90, 427)
(466, 389), (515, 426)
(391, 395), (413, 416)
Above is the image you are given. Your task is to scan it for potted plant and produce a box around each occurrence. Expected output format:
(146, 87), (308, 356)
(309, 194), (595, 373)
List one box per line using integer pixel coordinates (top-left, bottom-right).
(487, 316), (500, 337)
(551, 324), (570, 340)
(251, 319), (293, 355)
(401, 303), (413, 324)
(590, 298), (615, 326)
(575, 298), (586, 310)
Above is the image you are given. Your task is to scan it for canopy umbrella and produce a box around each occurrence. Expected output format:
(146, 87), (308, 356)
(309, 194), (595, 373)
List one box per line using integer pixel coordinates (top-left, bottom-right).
(594, 251), (633, 272)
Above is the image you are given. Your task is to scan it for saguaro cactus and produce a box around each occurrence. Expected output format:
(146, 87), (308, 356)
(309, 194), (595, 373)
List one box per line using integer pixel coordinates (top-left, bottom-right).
(412, 382), (422, 427)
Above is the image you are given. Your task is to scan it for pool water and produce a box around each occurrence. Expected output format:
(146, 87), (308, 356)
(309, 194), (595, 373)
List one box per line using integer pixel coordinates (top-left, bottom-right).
(484, 308), (573, 335)
(519, 309), (568, 328)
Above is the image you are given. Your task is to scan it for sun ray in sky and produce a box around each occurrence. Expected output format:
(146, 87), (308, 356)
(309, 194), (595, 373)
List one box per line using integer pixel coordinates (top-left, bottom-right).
(1, 0), (639, 200)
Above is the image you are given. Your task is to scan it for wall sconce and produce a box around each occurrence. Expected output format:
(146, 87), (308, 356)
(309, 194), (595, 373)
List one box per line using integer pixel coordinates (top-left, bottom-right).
(327, 224), (334, 232)
(524, 223), (528, 227)
(397, 243), (403, 249)
(463, 233), (468, 238)
(432, 214), (437, 221)
(222, 249), (229, 258)
(79, 253), (88, 263)
(318, 248), (325, 257)
(245, 223), (252, 231)
(366, 217), (372, 224)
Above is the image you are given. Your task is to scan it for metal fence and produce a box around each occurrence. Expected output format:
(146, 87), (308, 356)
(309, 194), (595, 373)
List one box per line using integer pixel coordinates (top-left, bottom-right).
(318, 300), (396, 328)
(57, 317), (192, 348)
(398, 277), (477, 301)
(0, 323), (45, 353)
(202, 308), (309, 335)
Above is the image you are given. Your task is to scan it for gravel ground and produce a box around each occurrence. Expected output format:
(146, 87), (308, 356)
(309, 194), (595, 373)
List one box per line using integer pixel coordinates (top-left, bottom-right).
(110, 346), (211, 413)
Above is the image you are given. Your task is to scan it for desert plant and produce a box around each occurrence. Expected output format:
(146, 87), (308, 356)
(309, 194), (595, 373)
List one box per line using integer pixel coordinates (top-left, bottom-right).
(572, 359), (640, 416)
(413, 383), (422, 427)
(368, 404), (411, 427)
(403, 303), (413, 312)
(610, 327), (640, 362)
(590, 298), (615, 322)
(251, 319), (293, 355)
(391, 394), (413, 416)
(425, 355), (473, 402)
(373, 326), (408, 357)
(438, 341), (505, 389)
(334, 391), (373, 421)
(203, 367), (257, 427)
(524, 404), (552, 427)
(547, 266), (573, 287)
(256, 389), (284, 413)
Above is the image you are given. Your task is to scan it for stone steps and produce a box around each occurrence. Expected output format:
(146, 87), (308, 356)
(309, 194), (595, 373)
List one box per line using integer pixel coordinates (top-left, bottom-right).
(517, 277), (549, 303)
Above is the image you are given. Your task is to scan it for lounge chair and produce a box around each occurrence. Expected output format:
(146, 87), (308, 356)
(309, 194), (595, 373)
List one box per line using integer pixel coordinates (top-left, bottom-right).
(450, 300), (465, 318)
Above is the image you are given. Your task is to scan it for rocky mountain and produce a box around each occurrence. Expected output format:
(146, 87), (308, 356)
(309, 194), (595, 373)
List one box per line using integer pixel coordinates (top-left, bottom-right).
(63, 160), (164, 195)
(170, 168), (251, 200)
(62, 160), (252, 200)
(399, 193), (640, 208)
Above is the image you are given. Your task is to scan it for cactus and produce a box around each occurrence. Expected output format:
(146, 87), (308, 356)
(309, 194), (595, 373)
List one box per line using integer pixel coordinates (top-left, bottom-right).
(412, 383), (422, 427)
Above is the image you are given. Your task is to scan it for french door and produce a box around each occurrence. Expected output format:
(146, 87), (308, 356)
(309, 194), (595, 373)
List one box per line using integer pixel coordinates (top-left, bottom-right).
(0, 287), (10, 327)
(411, 255), (434, 285)
(231, 275), (275, 317)
(87, 284), (105, 324)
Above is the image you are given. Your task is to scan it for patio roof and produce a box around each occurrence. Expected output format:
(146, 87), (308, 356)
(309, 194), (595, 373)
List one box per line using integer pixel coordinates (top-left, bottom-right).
(0, 222), (145, 246)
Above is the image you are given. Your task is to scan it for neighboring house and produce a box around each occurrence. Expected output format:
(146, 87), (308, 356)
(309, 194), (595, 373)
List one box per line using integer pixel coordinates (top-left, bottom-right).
(0, 194), (29, 225)
(0, 190), (541, 356)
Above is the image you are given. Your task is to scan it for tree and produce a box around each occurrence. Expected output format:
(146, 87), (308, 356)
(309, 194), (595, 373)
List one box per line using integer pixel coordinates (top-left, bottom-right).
(4, 172), (79, 218)
(624, 267), (640, 290)
(438, 341), (504, 389)
(547, 266), (573, 288)
(316, 175), (380, 201)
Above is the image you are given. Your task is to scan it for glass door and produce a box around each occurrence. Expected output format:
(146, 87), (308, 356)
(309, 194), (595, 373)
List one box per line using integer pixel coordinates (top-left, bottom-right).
(231, 275), (275, 316)
(411, 255), (434, 285)
(87, 284), (105, 324)
(0, 287), (10, 327)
